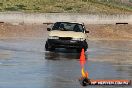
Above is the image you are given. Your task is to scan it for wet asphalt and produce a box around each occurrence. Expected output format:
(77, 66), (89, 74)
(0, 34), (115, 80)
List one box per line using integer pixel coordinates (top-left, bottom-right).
(0, 38), (131, 88)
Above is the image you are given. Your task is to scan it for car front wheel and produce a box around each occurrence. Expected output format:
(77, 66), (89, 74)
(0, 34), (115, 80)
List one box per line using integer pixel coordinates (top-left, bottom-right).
(45, 42), (55, 51)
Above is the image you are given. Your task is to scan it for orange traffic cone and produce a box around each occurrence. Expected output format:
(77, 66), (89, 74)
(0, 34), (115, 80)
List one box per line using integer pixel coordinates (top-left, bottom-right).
(80, 48), (86, 67)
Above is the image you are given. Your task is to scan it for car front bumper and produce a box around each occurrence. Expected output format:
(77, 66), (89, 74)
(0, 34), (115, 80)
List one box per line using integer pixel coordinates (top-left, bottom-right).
(47, 39), (88, 49)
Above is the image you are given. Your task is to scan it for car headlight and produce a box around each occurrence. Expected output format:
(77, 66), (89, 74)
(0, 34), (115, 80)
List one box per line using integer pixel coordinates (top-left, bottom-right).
(48, 36), (59, 39)
(72, 38), (85, 41)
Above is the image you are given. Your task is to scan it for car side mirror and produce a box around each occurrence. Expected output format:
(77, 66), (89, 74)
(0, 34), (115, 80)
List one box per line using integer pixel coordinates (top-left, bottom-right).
(47, 28), (51, 31)
(85, 30), (89, 33)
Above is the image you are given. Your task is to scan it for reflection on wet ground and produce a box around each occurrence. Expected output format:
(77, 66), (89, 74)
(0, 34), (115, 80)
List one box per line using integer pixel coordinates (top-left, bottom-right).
(0, 39), (131, 88)
(45, 49), (80, 60)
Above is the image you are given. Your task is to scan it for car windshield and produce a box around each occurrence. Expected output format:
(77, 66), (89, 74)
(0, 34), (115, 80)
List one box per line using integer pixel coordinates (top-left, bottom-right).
(52, 22), (84, 32)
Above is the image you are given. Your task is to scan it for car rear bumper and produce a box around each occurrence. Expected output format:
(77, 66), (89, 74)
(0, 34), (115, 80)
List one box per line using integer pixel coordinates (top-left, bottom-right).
(47, 39), (88, 49)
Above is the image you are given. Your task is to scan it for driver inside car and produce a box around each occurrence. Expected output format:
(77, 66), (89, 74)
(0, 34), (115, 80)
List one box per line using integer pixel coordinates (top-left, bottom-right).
(59, 24), (65, 31)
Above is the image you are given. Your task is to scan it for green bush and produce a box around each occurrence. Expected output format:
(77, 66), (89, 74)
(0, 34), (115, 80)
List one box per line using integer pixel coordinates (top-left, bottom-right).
(0, 0), (131, 14)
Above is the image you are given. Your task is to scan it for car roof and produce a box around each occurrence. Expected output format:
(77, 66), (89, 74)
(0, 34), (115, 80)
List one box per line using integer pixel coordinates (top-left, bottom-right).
(56, 22), (84, 25)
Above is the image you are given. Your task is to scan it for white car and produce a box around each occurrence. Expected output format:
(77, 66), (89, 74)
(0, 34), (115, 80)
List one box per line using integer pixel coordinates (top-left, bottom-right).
(45, 22), (89, 52)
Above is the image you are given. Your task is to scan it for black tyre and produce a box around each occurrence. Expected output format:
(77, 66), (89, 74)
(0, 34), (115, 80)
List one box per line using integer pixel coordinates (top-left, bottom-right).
(45, 42), (55, 51)
(84, 48), (87, 52)
(83, 41), (88, 51)
(45, 42), (49, 51)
